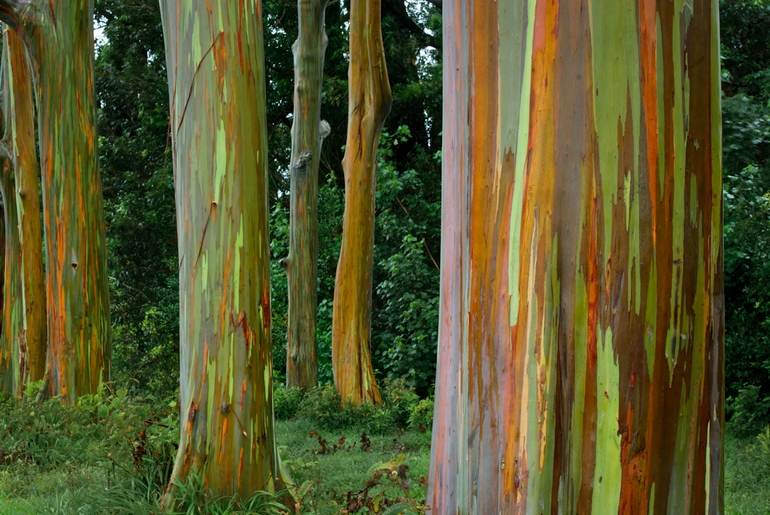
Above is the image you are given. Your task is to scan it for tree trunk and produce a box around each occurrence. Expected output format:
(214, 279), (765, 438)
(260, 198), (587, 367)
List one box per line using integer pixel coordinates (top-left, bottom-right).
(428, 1), (723, 513)
(0, 206), (4, 344)
(284, 0), (330, 390)
(0, 0), (111, 402)
(331, 0), (391, 405)
(160, 0), (282, 504)
(0, 151), (23, 396)
(3, 28), (46, 388)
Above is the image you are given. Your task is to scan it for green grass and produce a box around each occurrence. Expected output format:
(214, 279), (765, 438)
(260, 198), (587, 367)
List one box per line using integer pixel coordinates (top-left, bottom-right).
(1, 389), (769, 514)
(276, 419), (430, 513)
(0, 388), (431, 514)
(725, 428), (770, 515)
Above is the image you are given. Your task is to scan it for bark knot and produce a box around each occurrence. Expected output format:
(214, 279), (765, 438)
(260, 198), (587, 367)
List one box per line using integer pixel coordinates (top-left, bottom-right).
(292, 151), (313, 174)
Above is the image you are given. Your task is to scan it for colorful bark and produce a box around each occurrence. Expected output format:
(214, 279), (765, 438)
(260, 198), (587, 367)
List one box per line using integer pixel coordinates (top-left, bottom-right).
(0, 149), (23, 396)
(160, 0), (281, 504)
(0, 210), (4, 341)
(0, 26), (47, 396)
(428, 1), (723, 513)
(0, 0), (111, 402)
(331, 0), (391, 405)
(283, 0), (330, 390)
(3, 28), (46, 386)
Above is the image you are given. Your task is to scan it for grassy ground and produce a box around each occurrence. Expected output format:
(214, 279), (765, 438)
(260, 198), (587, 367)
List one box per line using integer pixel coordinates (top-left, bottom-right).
(0, 390), (768, 514)
(0, 421), (429, 514)
(0, 386), (432, 514)
(276, 420), (431, 514)
(725, 428), (770, 515)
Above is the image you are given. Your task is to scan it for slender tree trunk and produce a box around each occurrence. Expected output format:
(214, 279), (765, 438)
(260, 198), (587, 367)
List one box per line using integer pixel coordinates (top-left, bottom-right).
(283, 0), (330, 390)
(4, 28), (46, 386)
(160, 1), (282, 505)
(331, 0), (391, 405)
(0, 151), (23, 396)
(0, 208), (4, 343)
(0, 0), (111, 402)
(428, 1), (723, 513)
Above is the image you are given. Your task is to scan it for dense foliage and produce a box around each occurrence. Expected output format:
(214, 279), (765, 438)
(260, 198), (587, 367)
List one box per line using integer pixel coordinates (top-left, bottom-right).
(95, 0), (442, 400)
(95, 0), (178, 395)
(721, 0), (770, 436)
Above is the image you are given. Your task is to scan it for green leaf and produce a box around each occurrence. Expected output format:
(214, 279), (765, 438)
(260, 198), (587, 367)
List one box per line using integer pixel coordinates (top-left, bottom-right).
(381, 502), (412, 515)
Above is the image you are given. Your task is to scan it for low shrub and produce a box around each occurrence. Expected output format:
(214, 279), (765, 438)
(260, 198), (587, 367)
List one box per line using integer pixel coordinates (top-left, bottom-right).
(297, 384), (352, 431)
(0, 384), (175, 474)
(273, 384), (305, 420)
(295, 380), (423, 435)
(727, 383), (770, 438)
(380, 379), (420, 429)
(408, 397), (434, 432)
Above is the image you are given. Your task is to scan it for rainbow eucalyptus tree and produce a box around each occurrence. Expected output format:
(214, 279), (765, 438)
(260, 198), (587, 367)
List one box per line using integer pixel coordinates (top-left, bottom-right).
(0, 141), (22, 396)
(160, 0), (282, 504)
(0, 211), (3, 331)
(0, 0), (109, 402)
(281, 0), (331, 390)
(429, 1), (723, 513)
(331, 0), (391, 405)
(0, 29), (46, 396)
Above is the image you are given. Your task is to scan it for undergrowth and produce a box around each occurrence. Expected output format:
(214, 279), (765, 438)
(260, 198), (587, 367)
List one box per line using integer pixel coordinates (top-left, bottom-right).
(0, 381), (430, 514)
(725, 426), (770, 515)
(1, 381), (769, 513)
(274, 379), (434, 435)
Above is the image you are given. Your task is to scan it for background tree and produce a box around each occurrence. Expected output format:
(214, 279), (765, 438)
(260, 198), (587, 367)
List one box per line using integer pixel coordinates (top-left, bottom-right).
(0, 0), (112, 402)
(281, 0), (330, 390)
(429, 1), (723, 512)
(0, 118), (22, 395)
(3, 28), (46, 387)
(159, 0), (282, 503)
(0, 27), (47, 396)
(331, 0), (392, 405)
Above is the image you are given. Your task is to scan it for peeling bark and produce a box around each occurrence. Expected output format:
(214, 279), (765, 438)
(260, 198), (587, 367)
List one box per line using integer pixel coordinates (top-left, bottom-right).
(332, 0), (391, 405)
(429, 1), (723, 513)
(160, 0), (282, 505)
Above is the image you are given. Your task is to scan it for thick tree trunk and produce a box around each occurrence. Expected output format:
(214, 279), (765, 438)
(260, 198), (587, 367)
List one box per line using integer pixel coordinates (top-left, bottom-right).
(0, 0), (111, 402)
(2, 29), (46, 388)
(428, 1), (723, 513)
(331, 0), (391, 405)
(160, 0), (282, 504)
(284, 0), (330, 390)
